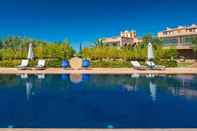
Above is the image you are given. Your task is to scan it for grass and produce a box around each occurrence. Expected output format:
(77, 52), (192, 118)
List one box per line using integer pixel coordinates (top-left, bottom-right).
(177, 63), (193, 67)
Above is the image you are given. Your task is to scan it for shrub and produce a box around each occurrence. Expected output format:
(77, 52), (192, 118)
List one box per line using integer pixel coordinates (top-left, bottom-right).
(91, 60), (131, 68)
(0, 37), (75, 60)
(157, 60), (177, 67)
(0, 59), (64, 67)
(46, 59), (62, 67)
(0, 60), (20, 67)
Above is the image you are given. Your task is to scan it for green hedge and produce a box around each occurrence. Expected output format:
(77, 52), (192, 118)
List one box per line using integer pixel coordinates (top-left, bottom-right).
(91, 60), (131, 68)
(157, 60), (177, 67)
(0, 59), (177, 68)
(91, 60), (177, 68)
(0, 60), (21, 67)
(0, 59), (63, 67)
(46, 59), (62, 67)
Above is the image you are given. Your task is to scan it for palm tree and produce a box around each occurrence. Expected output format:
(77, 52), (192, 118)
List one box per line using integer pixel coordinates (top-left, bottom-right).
(192, 37), (197, 60)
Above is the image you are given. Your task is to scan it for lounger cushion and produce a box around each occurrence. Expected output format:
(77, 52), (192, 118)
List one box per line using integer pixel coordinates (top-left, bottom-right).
(17, 59), (29, 68)
(37, 60), (45, 67)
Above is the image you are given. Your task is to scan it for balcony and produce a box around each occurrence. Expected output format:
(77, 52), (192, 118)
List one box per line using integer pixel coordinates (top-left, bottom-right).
(163, 44), (192, 50)
(161, 31), (197, 38)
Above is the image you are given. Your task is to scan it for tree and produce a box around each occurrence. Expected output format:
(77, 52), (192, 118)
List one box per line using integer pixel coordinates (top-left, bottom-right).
(141, 33), (152, 47)
(3, 36), (22, 49)
(62, 42), (75, 59)
(82, 48), (91, 59)
(34, 43), (45, 59)
(192, 37), (197, 60)
(79, 43), (83, 57)
(95, 39), (104, 47)
(0, 40), (3, 49)
(152, 37), (163, 50)
(141, 34), (163, 47)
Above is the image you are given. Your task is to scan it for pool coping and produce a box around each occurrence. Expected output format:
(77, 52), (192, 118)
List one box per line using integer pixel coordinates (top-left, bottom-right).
(0, 129), (197, 131)
(0, 68), (197, 75)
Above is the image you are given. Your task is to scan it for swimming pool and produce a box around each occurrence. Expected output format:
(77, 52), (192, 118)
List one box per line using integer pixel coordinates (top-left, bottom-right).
(0, 74), (197, 128)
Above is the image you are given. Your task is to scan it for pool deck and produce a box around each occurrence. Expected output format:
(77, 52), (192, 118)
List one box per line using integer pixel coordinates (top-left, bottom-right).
(0, 67), (197, 75)
(0, 129), (197, 131)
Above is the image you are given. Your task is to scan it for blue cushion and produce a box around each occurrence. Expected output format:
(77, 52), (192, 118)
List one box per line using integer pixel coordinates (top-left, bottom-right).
(62, 60), (69, 68)
(82, 59), (90, 68)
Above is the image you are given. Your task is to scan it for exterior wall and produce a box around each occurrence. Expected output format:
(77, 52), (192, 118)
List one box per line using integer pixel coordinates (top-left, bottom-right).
(120, 37), (134, 46)
(102, 37), (121, 46)
(158, 24), (197, 46)
(158, 24), (197, 59)
(162, 36), (196, 46)
(102, 30), (140, 47)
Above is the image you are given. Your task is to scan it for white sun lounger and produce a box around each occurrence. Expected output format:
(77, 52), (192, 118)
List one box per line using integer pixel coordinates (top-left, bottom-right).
(17, 59), (29, 70)
(131, 61), (147, 70)
(36, 59), (46, 70)
(146, 61), (165, 70)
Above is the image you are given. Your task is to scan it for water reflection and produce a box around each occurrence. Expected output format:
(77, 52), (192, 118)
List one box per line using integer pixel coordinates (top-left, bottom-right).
(61, 74), (69, 81)
(37, 74), (45, 79)
(20, 74), (28, 79)
(21, 74), (46, 101)
(82, 74), (91, 81)
(0, 74), (196, 128)
(0, 74), (196, 100)
(26, 81), (32, 101)
(61, 74), (90, 84)
(149, 81), (157, 101)
(20, 74), (33, 101)
(124, 75), (157, 101)
(69, 74), (83, 84)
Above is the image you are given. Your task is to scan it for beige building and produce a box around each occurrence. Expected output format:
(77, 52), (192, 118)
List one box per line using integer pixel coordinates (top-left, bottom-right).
(158, 24), (197, 59)
(158, 24), (197, 47)
(102, 30), (141, 47)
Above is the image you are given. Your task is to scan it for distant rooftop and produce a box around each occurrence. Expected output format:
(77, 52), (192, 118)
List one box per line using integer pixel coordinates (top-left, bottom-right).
(164, 24), (197, 31)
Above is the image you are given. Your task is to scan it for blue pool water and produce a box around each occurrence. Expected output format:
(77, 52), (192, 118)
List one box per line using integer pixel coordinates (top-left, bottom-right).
(0, 74), (197, 128)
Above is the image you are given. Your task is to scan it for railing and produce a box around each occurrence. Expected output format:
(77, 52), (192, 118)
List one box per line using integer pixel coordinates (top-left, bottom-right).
(161, 32), (197, 37)
(163, 44), (192, 49)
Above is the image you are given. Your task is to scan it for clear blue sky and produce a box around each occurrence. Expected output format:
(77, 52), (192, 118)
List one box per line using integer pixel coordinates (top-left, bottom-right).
(0, 0), (196, 50)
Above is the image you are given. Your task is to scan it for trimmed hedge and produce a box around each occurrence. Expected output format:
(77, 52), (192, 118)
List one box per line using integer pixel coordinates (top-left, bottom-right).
(91, 60), (177, 68)
(0, 60), (20, 67)
(46, 59), (62, 67)
(0, 59), (177, 68)
(157, 60), (177, 67)
(91, 60), (131, 68)
(0, 59), (63, 67)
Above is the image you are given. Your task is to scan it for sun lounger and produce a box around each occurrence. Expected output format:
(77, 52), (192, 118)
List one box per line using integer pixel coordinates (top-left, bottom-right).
(146, 61), (165, 70)
(131, 61), (147, 70)
(17, 59), (29, 70)
(36, 59), (46, 70)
